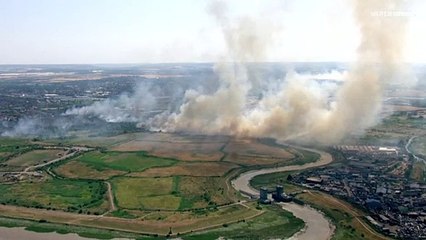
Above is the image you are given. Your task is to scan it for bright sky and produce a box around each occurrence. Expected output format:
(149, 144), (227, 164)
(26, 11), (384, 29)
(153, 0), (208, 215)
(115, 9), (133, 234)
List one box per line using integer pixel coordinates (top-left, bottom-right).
(0, 0), (425, 64)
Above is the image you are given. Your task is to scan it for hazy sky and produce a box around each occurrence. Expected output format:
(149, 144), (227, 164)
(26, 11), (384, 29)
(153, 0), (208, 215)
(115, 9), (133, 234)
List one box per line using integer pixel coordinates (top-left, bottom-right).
(1, 0), (425, 64)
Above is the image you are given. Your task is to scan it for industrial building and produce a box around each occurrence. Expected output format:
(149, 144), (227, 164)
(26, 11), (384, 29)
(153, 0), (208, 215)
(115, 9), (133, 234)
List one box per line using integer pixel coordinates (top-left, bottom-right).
(259, 187), (271, 204)
(259, 185), (292, 204)
(272, 185), (292, 202)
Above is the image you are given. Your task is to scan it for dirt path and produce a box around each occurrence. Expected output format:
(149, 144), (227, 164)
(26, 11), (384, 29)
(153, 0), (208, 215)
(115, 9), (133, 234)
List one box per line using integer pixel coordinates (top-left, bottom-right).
(106, 181), (116, 212)
(231, 145), (334, 240)
(24, 147), (90, 173)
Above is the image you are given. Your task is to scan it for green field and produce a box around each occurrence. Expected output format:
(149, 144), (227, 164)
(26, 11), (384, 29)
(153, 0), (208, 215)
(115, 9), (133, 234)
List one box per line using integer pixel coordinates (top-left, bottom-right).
(185, 205), (304, 240)
(4, 149), (64, 170)
(250, 171), (296, 190)
(0, 138), (37, 162)
(0, 178), (107, 213)
(111, 176), (233, 211)
(177, 176), (232, 209)
(53, 161), (127, 180)
(112, 176), (180, 210)
(0, 134), (314, 238)
(273, 148), (320, 167)
(77, 151), (177, 172)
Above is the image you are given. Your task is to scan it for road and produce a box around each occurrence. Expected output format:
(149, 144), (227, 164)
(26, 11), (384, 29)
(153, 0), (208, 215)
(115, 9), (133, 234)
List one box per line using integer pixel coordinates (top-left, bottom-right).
(24, 147), (90, 173)
(231, 145), (335, 240)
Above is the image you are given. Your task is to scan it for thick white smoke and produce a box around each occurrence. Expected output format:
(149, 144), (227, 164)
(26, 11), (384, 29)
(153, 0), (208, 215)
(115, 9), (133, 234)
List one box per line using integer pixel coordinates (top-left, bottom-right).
(158, 0), (411, 144)
(65, 83), (158, 122)
(66, 0), (411, 145)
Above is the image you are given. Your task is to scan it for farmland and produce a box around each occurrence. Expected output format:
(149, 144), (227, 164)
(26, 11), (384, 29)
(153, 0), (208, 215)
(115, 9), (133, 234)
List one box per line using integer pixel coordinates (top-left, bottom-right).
(0, 132), (318, 238)
(129, 162), (238, 177)
(224, 139), (295, 166)
(112, 177), (179, 210)
(0, 138), (39, 163)
(76, 151), (177, 172)
(0, 178), (107, 214)
(54, 161), (126, 180)
(111, 133), (226, 161)
(4, 149), (66, 171)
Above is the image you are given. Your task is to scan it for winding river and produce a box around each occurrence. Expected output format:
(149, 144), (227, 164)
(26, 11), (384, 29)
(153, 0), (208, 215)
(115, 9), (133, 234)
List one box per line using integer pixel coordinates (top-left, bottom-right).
(231, 145), (335, 240)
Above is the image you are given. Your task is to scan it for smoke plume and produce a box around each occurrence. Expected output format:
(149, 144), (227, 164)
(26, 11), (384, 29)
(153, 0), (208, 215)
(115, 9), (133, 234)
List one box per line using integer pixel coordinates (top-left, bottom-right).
(159, 0), (409, 144)
(65, 83), (158, 123)
(65, 0), (410, 145)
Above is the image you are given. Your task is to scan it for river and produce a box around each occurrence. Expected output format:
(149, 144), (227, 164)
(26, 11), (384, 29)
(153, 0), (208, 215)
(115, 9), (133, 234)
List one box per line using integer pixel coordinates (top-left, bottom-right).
(231, 145), (335, 240)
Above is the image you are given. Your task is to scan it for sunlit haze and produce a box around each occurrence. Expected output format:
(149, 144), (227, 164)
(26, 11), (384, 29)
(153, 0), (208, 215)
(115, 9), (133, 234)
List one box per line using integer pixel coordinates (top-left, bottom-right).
(1, 0), (425, 64)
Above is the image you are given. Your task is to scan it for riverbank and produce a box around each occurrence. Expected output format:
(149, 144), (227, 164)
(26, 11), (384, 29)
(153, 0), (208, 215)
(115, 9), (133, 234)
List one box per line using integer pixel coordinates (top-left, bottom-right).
(231, 145), (335, 240)
(0, 226), (93, 240)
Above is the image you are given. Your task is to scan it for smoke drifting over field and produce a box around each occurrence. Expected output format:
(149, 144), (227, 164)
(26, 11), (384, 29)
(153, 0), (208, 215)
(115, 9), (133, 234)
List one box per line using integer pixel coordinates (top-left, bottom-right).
(66, 83), (158, 122)
(64, 0), (411, 144)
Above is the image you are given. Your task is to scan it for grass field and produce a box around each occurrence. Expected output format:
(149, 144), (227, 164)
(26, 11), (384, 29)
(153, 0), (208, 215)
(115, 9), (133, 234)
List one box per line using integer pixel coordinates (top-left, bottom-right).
(177, 176), (233, 209)
(224, 140), (294, 166)
(112, 140), (225, 161)
(248, 149), (320, 190)
(77, 151), (177, 172)
(0, 216), (156, 240)
(128, 162), (238, 177)
(110, 133), (227, 161)
(54, 161), (126, 180)
(0, 134), (317, 238)
(140, 195), (181, 210)
(185, 205), (304, 240)
(0, 178), (107, 214)
(0, 138), (37, 162)
(250, 171), (295, 190)
(111, 176), (234, 211)
(4, 149), (66, 170)
(0, 201), (264, 237)
(112, 177), (179, 210)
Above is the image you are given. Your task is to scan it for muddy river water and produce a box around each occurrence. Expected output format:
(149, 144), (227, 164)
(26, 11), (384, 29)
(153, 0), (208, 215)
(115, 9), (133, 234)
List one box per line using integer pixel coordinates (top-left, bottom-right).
(231, 145), (335, 240)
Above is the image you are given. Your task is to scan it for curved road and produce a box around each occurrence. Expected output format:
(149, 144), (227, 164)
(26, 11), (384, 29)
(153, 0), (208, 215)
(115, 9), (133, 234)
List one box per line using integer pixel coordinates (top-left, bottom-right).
(231, 145), (335, 240)
(24, 147), (90, 173)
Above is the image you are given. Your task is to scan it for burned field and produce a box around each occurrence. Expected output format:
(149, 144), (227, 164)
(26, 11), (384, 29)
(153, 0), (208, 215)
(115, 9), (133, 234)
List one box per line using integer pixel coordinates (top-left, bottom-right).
(111, 133), (227, 162)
